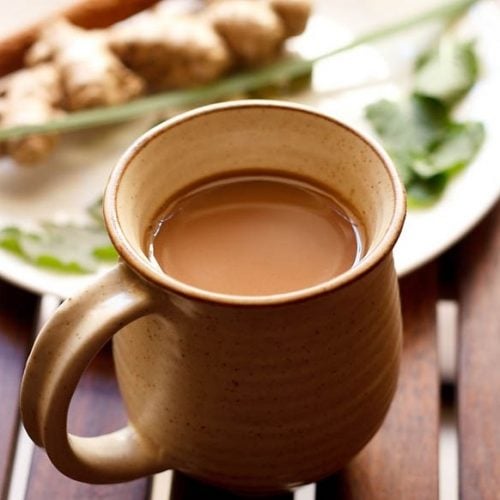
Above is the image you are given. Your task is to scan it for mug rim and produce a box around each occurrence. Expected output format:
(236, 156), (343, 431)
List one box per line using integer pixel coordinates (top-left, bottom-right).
(104, 100), (406, 306)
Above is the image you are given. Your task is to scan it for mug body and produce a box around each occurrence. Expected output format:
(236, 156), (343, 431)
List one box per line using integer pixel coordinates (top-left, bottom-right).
(105, 100), (406, 493)
(113, 257), (401, 493)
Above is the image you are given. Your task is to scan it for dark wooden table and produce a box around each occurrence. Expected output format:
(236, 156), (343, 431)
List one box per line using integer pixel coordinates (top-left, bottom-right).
(0, 202), (498, 500)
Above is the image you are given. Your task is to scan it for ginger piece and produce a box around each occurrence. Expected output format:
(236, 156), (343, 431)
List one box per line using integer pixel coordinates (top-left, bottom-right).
(1, 64), (63, 165)
(268, 0), (311, 37)
(27, 19), (145, 110)
(109, 11), (231, 90)
(205, 0), (286, 66)
(0, 0), (162, 78)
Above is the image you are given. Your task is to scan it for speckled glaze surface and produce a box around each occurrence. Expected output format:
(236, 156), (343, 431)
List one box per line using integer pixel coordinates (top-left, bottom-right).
(21, 101), (406, 493)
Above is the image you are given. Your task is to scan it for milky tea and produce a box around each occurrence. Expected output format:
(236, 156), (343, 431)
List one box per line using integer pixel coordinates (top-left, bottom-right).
(147, 172), (364, 296)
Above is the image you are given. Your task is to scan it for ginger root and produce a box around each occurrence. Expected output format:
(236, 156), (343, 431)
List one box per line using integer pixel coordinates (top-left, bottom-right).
(205, 0), (286, 66)
(110, 10), (231, 90)
(268, 0), (311, 37)
(1, 64), (63, 165)
(27, 19), (145, 110)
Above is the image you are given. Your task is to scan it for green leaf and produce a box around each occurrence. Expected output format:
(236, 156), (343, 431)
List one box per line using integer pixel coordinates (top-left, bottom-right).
(0, 227), (25, 256)
(34, 254), (88, 274)
(407, 173), (449, 207)
(366, 32), (484, 208)
(384, 149), (418, 186)
(412, 121), (485, 177)
(0, 199), (118, 273)
(366, 96), (485, 206)
(414, 39), (479, 106)
(365, 95), (451, 188)
(431, 120), (484, 170)
(365, 95), (449, 156)
(93, 245), (119, 261)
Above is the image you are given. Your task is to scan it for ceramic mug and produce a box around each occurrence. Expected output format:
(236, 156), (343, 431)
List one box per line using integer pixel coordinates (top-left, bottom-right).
(21, 100), (406, 494)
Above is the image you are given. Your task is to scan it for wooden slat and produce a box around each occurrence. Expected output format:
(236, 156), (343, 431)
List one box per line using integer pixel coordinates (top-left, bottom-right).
(317, 264), (440, 500)
(25, 344), (151, 500)
(457, 203), (500, 500)
(0, 280), (38, 498)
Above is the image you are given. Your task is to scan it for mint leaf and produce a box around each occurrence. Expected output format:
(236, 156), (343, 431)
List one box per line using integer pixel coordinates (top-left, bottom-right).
(414, 39), (479, 107)
(365, 96), (451, 197)
(365, 96), (449, 156)
(406, 174), (448, 208)
(386, 150), (418, 186)
(93, 245), (119, 261)
(366, 98), (485, 204)
(413, 121), (484, 177)
(0, 199), (118, 273)
(365, 37), (484, 207)
(429, 120), (484, 170)
(0, 227), (25, 256)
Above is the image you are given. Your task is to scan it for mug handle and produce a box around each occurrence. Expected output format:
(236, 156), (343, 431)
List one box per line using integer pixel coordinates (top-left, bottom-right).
(21, 263), (166, 483)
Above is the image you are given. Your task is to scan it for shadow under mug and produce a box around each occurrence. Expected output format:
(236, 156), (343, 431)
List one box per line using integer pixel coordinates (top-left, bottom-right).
(21, 100), (406, 494)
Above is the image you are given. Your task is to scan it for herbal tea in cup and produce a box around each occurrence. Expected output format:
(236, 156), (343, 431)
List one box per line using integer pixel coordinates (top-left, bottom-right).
(147, 173), (365, 296)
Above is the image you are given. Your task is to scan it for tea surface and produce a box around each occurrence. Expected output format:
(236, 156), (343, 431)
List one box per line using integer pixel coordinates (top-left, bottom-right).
(149, 174), (363, 295)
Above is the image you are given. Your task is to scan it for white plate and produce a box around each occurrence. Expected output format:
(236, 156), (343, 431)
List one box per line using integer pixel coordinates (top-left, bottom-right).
(0, 0), (499, 298)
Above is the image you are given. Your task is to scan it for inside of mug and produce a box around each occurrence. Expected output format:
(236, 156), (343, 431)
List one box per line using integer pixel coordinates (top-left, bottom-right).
(107, 102), (404, 296)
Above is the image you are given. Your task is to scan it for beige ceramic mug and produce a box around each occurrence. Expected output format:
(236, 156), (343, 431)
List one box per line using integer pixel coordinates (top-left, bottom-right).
(21, 100), (406, 494)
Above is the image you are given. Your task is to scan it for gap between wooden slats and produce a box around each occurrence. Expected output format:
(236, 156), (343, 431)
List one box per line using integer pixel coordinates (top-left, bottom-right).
(437, 300), (459, 500)
(436, 247), (461, 500)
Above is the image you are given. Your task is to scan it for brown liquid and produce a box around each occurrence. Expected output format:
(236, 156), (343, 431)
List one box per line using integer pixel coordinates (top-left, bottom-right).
(148, 174), (363, 296)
